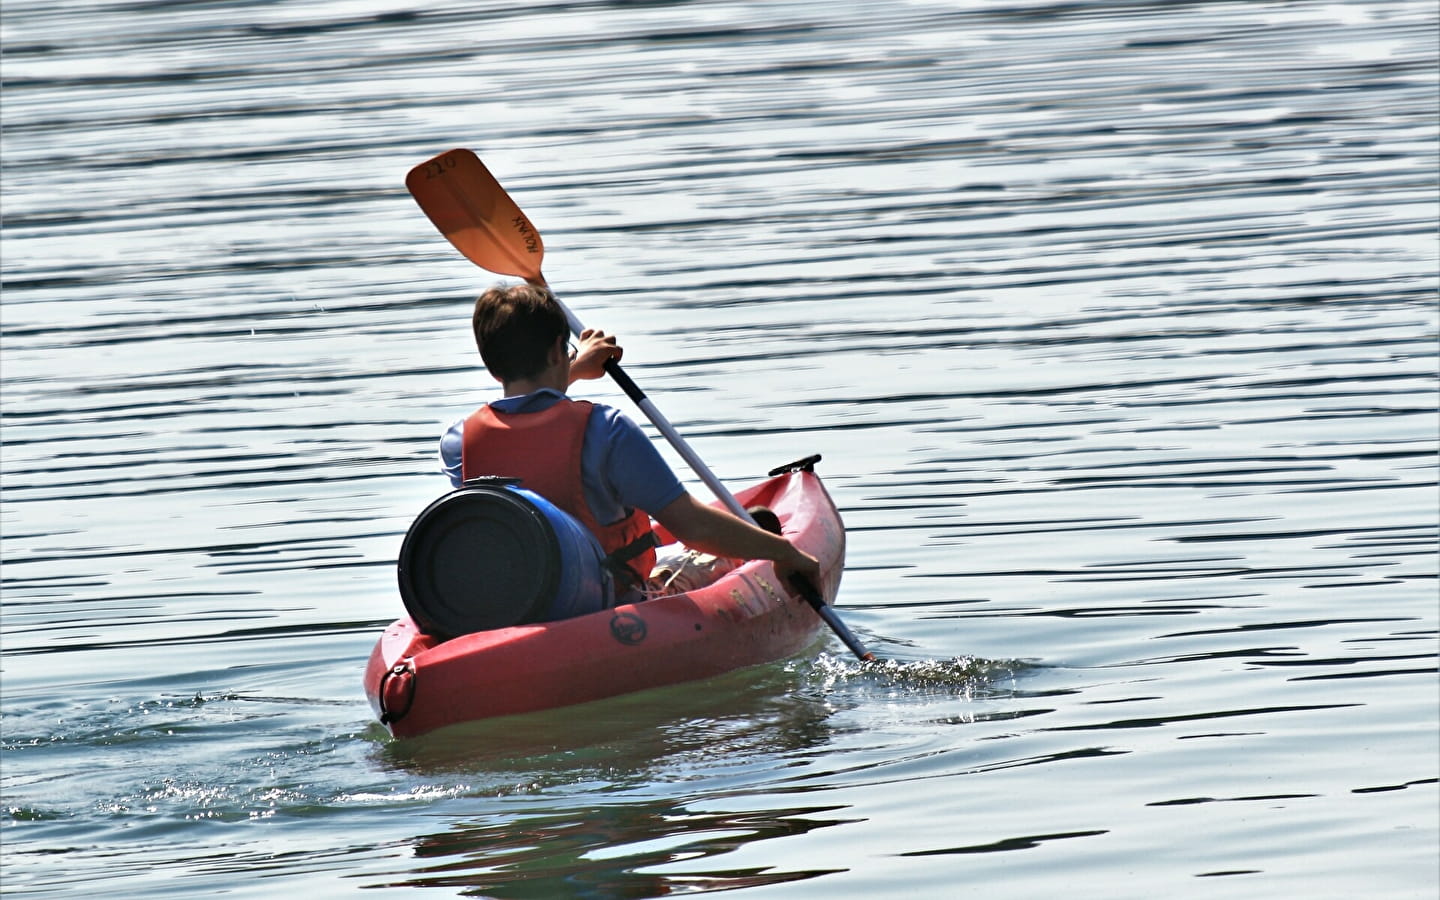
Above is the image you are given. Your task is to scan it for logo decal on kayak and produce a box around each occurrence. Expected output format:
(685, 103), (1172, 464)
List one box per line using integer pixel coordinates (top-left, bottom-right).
(610, 612), (648, 645)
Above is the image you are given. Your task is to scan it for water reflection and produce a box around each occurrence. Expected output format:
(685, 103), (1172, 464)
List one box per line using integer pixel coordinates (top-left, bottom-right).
(375, 652), (1028, 776)
(376, 663), (841, 779)
(380, 799), (856, 897)
(366, 666), (861, 895)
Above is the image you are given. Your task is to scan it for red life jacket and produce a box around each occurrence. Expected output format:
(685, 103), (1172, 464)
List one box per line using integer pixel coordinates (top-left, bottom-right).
(461, 399), (657, 587)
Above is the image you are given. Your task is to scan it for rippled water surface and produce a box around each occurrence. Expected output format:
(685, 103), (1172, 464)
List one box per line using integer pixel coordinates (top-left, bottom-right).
(3, 0), (1437, 896)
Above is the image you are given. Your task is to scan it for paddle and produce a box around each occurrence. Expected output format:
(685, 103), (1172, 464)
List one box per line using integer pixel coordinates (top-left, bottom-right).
(406, 148), (874, 662)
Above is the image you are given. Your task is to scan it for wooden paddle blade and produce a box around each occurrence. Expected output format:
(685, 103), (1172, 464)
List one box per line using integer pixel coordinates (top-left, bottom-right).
(406, 148), (546, 283)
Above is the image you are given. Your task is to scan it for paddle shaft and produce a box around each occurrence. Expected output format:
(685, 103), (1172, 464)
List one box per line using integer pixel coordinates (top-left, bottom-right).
(614, 353), (876, 661)
(407, 148), (874, 661)
(560, 283), (874, 662)
(549, 295), (744, 518)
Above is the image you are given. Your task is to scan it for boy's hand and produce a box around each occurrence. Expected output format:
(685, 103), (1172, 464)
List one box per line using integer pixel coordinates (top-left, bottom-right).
(569, 328), (622, 381)
(773, 544), (822, 590)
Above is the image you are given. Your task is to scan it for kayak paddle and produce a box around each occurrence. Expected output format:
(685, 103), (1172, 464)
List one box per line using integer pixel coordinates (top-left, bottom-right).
(405, 148), (874, 662)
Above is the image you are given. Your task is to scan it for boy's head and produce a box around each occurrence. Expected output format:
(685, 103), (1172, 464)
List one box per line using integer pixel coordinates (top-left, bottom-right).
(471, 283), (569, 382)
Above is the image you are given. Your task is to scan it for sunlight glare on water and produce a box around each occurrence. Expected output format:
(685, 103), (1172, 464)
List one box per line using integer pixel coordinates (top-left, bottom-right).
(1, 0), (1436, 896)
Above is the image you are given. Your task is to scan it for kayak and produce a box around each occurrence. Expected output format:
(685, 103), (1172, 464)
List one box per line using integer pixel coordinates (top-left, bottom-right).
(364, 461), (846, 738)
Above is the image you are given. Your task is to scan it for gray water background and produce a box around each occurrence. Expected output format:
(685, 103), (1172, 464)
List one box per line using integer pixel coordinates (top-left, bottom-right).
(2, 0), (1437, 896)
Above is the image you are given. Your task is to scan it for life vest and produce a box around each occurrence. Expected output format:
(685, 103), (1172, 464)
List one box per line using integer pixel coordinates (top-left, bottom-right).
(461, 399), (657, 588)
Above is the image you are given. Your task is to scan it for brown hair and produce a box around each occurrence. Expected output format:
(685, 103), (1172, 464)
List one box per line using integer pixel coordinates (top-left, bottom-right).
(471, 283), (569, 382)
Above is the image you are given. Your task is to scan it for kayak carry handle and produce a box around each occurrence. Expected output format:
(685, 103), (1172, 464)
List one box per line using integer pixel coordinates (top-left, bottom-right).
(378, 661), (417, 725)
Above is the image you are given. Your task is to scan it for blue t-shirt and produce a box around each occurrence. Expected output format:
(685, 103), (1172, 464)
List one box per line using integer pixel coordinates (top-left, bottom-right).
(440, 389), (685, 526)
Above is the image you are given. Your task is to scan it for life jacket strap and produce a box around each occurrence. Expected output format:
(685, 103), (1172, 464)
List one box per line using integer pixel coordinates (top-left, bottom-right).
(604, 530), (660, 588)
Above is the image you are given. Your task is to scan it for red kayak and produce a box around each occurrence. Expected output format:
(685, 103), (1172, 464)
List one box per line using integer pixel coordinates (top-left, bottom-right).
(364, 465), (846, 738)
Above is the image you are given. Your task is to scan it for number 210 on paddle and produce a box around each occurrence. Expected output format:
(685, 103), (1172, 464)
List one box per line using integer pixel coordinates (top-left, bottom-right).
(419, 154), (459, 179)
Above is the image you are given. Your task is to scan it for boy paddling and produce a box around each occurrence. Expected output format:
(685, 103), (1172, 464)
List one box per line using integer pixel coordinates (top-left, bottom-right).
(440, 283), (821, 611)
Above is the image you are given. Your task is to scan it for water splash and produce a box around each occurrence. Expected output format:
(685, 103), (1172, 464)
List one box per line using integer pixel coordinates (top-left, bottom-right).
(800, 651), (1035, 698)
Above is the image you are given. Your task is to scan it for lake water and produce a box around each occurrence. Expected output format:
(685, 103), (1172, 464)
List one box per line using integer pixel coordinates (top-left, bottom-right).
(2, 0), (1437, 896)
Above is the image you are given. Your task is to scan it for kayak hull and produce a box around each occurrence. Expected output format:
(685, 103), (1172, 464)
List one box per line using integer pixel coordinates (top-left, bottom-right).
(364, 469), (845, 738)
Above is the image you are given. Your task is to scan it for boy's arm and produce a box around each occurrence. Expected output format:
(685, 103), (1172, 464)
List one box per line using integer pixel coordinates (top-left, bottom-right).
(652, 492), (821, 586)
